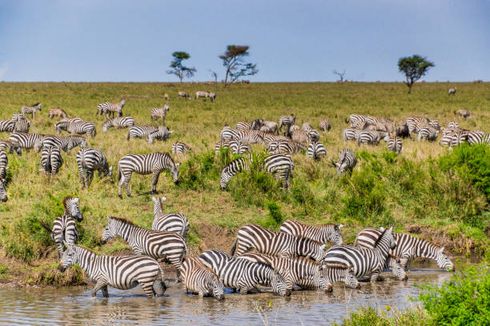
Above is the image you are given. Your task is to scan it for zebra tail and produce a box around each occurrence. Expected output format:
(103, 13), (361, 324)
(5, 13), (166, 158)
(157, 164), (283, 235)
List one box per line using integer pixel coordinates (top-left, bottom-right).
(39, 220), (52, 234)
(229, 239), (238, 256)
(117, 167), (122, 182)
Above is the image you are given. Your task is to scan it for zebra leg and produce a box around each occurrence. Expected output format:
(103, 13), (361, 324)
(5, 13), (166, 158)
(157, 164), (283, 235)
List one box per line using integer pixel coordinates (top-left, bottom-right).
(151, 171), (161, 194)
(86, 170), (94, 188)
(101, 286), (109, 298)
(140, 283), (156, 297)
(92, 279), (109, 297)
(153, 279), (167, 297)
(370, 273), (383, 282)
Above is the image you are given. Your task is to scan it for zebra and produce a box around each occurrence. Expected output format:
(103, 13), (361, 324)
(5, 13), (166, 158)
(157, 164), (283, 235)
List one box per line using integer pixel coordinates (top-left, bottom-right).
(20, 102), (42, 118)
(41, 145), (63, 175)
(228, 140), (250, 154)
(319, 119), (331, 132)
(236, 121), (252, 130)
(0, 178), (7, 202)
(151, 196), (189, 237)
(448, 87), (457, 95)
(102, 116), (135, 132)
(343, 128), (359, 142)
(34, 135), (86, 153)
(220, 157), (247, 190)
(164, 93), (169, 101)
(357, 130), (381, 145)
(117, 152), (180, 198)
(172, 142), (191, 155)
(439, 130), (468, 147)
(355, 228), (454, 272)
(198, 250), (290, 296)
(278, 114), (296, 136)
(238, 253), (330, 292)
(76, 148), (112, 188)
(150, 104), (169, 122)
(59, 244), (166, 298)
(324, 227), (407, 283)
(101, 217), (187, 278)
(147, 126), (171, 144)
(0, 120), (15, 133)
(13, 116), (30, 133)
(346, 114), (377, 129)
(48, 108), (68, 119)
(97, 99), (126, 118)
(127, 125), (158, 140)
(306, 141), (327, 160)
(386, 134), (403, 154)
(279, 220), (343, 246)
(321, 266), (360, 290)
(0, 150), (7, 180)
(51, 197), (83, 257)
(231, 224), (327, 262)
(417, 127), (438, 141)
(181, 257), (225, 300)
(220, 127), (264, 144)
(0, 140), (21, 155)
(467, 131), (490, 145)
(333, 149), (356, 174)
(67, 120), (97, 137)
(267, 139), (304, 155)
(290, 129), (310, 145)
(264, 154), (294, 189)
(251, 119), (278, 134)
(9, 132), (46, 151)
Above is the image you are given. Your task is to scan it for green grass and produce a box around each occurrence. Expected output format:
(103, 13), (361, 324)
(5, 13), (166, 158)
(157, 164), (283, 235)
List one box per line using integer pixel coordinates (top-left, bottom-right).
(0, 82), (489, 279)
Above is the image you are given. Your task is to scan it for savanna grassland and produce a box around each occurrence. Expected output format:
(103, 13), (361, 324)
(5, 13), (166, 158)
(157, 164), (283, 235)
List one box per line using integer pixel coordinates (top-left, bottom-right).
(0, 82), (489, 285)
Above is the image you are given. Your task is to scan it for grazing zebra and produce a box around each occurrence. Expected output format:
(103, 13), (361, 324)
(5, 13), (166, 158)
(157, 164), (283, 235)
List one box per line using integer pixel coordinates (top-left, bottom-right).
(251, 119), (278, 134)
(321, 266), (360, 290)
(417, 127), (438, 141)
(439, 130), (468, 147)
(101, 217), (187, 277)
(267, 139), (304, 155)
(0, 120), (15, 133)
(454, 109), (470, 119)
(467, 131), (490, 145)
(13, 116), (30, 133)
(333, 149), (357, 174)
(60, 244), (166, 298)
(102, 116), (135, 132)
(357, 130), (381, 145)
(34, 135), (86, 153)
(236, 121), (252, 130)
(127, 125), (158, 140)
(76, 148), (112, 188)
(181, 257), (225, 300)
(386, 134), (403, 154)
(151, 196), (189, 237)
(48, 108), (68, 119)
(324, 227), (407, 282)
(20, 102), (42, 118)
(0, 140), (21, 155)
(278, 114), (296, 136)
(172, 141), (191, 155)
(117, 152), (180, 197)
(9, 132), (46, 151)
(198, 250), (290, 296)
(41, 146), (63, 175)
(0, 178), (7, 202)
(0, 150), (7, 180)
(147, 127), (171, 144)
(346, 114), (377, 129)
(220, 157), (247, 190)
(231, 224), (327, 262)
(228, 140), (250, 154)
(280, 220), (343, 246)
(306, 141), (327, 160)
(396, 123), (410, 138)
(355, 228), (454, 272)
(448, 87), (457, 95)
(67, 120), (97, 137)
(290, 129), (310, 145)
(343, 128), (359, 142)
(264, 154), (294, 189)
(319, 119), (331, 132)
(238, 253), (330, 292)
(220, 127), (264, 144)
(97, 99), (126, 118)
(51, 197), (83, 257)
(150, 104), (169, 122)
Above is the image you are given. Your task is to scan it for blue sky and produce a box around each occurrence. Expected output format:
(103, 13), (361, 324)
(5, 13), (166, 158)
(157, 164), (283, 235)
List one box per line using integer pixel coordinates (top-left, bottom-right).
(0, 0), (489, 82)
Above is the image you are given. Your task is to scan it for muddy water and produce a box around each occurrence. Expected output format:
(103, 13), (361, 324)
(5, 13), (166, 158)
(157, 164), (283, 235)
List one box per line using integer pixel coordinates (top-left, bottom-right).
(0, 260), (460, 325)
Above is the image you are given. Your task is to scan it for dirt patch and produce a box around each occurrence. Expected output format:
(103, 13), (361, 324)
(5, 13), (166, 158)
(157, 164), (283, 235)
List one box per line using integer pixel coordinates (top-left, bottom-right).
(190, 223), (236, 256)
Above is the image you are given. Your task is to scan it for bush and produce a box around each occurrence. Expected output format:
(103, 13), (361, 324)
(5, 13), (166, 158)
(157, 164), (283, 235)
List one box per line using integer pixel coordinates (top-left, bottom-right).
(336, 306), (430, 326)
(256, 201), (285, 229)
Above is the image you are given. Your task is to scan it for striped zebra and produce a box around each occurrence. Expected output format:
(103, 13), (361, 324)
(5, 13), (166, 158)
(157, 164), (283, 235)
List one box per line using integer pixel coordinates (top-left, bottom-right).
(357, 130), (381, 145)
(67, 120), (97, 137)
(343, 128), (359, 142)
(35, 135), (86, 153)
(236, 121), (252, 130)
(220, 157), (247, 190)
(147, 126), (171, 144)
(231, 224), (327, 262)
(13, 115), (30, 133)
(181, 257), (225, 300)
(150, 104), (169, 122)
(290, 129), (311, 145)
(97, 99), (126, 118)
(0, 120), (15, 133)
(20, 102), (42, 118)
(333, 149), (356, 174)
(9, 132), (46, 151)
(396, 123), (410, 138)
(324, 227), (407, 282)
(319, 119), (331, 132)
(417, 127), (438, 141)
(76, 148), (112, 188)
(346, 114), (377, 129)
(101, 217), (187, 278)
(267, 139), (304, 155)
(0, 178), (7, 202)
(306, 141), (327, 160)
(386, 134), (403, 154)
(0, 140), (21, 155)
(278, 114), (296, 136)
(228, 140), (250, 154)
(51, 197), (83, 257)
(238, 253), (330, 292)
(355, 228), (454, 272)
(279, 220), (343, 245)
(172, 142), (191, 155)
(439, 130), (468, 147)
(117, 152), (180, 198)
(151, 196), (189, 237)
(321, 266), (360, 290)
(467, 131), (490, 145)
(264, 154), (294, 189)
(102, 116), (135, 132)
(60, 244), (166, 298)
(251, 119), (278, 134)
(198, 250), (290, 296)
(220, 127), (264, 144)
(127, 125), (158, 141)
(40, 145), (63, 175)
(0, 150), (7, 180)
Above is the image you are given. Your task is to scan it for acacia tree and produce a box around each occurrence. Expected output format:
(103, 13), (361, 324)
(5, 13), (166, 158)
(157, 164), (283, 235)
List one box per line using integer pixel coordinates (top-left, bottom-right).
(167, 51), (196, 83)
(398, 55), (434, 93)
(219, 45), (258, 87)
(333, 69), (346, 82)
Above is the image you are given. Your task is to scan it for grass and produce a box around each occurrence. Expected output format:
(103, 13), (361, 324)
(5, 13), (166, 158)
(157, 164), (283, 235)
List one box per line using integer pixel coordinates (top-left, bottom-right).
(0, 81), (489, 283)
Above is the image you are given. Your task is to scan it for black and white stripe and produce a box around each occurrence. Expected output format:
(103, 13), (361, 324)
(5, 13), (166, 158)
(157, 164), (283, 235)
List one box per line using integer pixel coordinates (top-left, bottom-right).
(67, 120), (97, 138)
(220, 127), (264, 144)
(117, 152), (180, 197)
(306, 141), (327, 160)
(0, 150), (8, 180)
(127, 125), (158, 141)
(13, 115), (30, 133)
(0, 178), (7, 202)
(343, 128), (359, 142)
(97, 99), (126, 118)
(60, 244), (166, 298)
(76, 148), (112, 188)
(467, 131), (490, 145)
(267, 139), (304, 155)
(102, 116), (135, 132)
(333, 149), (356, 174)
(181, 257), (225, 300)
(35, 135), (87, 152)
(40, 145), (63, 175)
(0, 120), (15, 133)
(220, 157), (247, 190)
(319, 119), (331, 132)
(278, 114), (296, 136)
(357, 130), (381, 145)
(150, 104), (169, 122)
(231, 224), (327, 262)
(147, 126), (171, 144)
(280, 220), (343, 246)
(172, 142), (191, 155)
(9, 132), (45, 151)
(264, 154), (294, 189)
(386, 134), (403, 154)
(151, 196), (189, 237)
(346, 114), (377, 129)
(20, 102), (42, 118)
(51, 197), (83, 257)
(417, 127), (438, 141)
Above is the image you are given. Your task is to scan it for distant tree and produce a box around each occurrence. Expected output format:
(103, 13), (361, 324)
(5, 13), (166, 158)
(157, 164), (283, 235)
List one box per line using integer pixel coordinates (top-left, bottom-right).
(209, 70), (218, 84)
(333, 69), (346, 82)
(219, 45), (258, 87)
(167, 51), (196, 83)
(398, 55), (434, 94)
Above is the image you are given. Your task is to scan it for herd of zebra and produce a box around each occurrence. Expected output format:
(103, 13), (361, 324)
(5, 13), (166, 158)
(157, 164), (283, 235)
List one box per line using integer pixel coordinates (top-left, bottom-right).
(53, 195), (454, 299)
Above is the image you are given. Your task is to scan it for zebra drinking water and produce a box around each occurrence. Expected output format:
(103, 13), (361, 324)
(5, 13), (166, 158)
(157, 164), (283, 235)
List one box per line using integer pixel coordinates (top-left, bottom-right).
(181, 257), (225, 300)
(279, 220), (343, 245)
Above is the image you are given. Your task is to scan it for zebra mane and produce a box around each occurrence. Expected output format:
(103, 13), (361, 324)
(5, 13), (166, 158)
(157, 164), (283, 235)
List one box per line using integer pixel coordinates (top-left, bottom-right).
(63, 196), (78, 209)
(372, 228), (389, 248)
(31, 102), (41, 107)
(109, 216), (136, 226)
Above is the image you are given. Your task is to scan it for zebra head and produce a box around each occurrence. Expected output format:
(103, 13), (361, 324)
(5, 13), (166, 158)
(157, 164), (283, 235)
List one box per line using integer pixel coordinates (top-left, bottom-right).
(101, 217), (119, 243)
(102, 120), (111, 132)
(0, 179), (8, 202)
(435, 247), (454, 271)
(171, 163), (180, 185)
(208, 277), (225, 301)
(330, 224), (344, 245)
(59, 243), (77, 272)
(64, 197), (83, 221)
(270, 271), (291, 297)
(344, 267), (361, 289)
(313, 267), (331, 293)
(391, 259), (408, 281)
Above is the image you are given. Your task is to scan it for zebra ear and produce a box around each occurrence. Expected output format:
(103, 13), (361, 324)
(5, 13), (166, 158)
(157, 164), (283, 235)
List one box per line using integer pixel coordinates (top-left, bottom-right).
(439, 247), (445, 253)
(379, 227), (386, 231)
(161, 196), (167, 202)
(175, 163), (181, 168)
(320, 244), (326, 251)
(338, 224), (344, 229)
(73, 197), (80, 204)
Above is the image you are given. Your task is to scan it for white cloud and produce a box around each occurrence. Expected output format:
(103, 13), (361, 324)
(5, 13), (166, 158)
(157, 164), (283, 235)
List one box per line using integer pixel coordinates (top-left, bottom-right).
(0, 63), (8, 80)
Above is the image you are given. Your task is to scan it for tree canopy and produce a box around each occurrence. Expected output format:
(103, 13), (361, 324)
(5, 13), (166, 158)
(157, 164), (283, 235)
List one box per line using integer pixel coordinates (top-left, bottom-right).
(167, 51), (196, 82)
(219, 45), (258, 86)
(398, 55), (434, 93)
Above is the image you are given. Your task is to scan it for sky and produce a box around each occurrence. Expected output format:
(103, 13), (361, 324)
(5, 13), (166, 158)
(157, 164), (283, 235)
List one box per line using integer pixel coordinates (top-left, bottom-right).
(0, 0), (489, 82)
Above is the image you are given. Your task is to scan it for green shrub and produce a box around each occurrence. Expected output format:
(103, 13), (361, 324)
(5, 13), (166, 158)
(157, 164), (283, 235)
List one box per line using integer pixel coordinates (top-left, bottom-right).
(337, 306), (430, 326)
(256, 201), (285, 229)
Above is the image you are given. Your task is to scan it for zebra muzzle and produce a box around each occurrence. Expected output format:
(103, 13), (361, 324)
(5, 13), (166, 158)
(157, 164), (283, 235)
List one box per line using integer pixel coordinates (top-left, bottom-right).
(58, 265), (66, 272)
